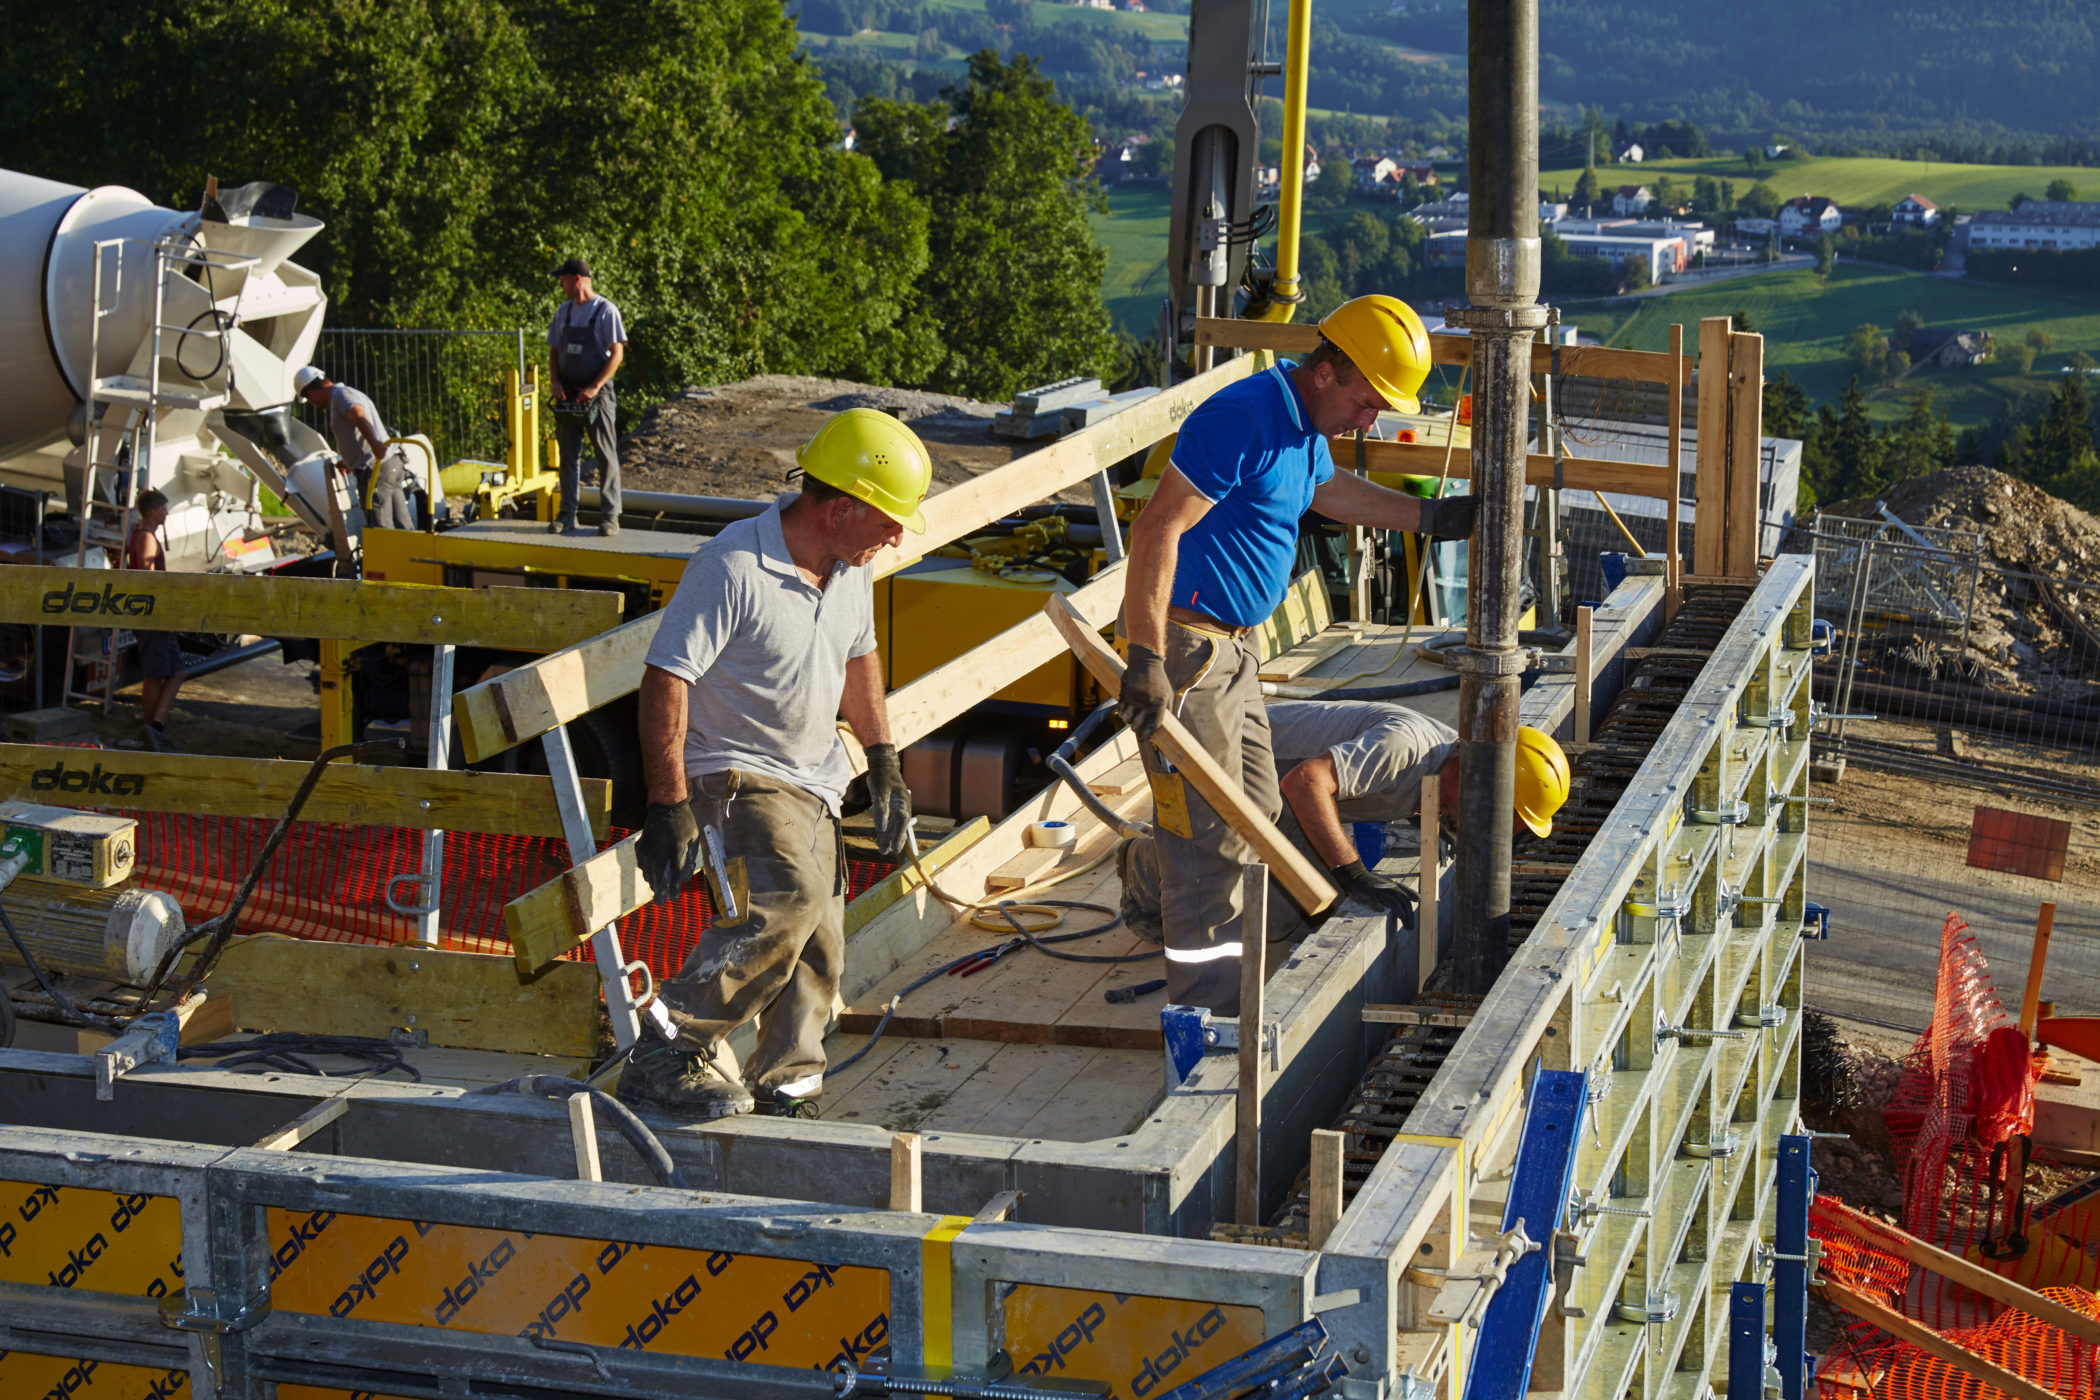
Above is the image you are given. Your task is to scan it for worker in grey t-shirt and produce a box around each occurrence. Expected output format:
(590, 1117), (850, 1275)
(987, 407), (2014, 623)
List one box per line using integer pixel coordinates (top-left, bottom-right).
(622, 409), (934, 1123)
(294, 366), (417, 529)
(546, 257), (627, 536)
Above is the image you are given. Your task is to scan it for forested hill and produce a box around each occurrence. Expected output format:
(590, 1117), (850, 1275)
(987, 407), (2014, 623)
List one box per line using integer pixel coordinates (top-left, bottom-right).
(1368, 0), (2098, 148)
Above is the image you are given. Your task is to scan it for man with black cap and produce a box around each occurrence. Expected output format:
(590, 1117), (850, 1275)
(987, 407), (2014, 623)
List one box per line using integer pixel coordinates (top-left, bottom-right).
(547, 257), (627, 536)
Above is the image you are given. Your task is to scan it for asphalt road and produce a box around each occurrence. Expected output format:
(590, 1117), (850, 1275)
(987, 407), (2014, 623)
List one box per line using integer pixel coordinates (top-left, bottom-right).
(1804, 857), (2099, 1032)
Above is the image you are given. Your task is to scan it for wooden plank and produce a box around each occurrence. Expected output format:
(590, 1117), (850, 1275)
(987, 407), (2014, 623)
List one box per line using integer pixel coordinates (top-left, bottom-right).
(1814, 1279), (2062, 1400)
(1816, 1197), (2100, 1348)
(0, 566), (623, 649)
(1365, 1005), (1474, 1028)
(1693, 317), (1732, 576)
(1666, 322), (1685, 621)
(1013, 1051), (1160, 1142)
(568, 1093), (603, 1182)
(1309, 1129), (1345, 1249)
(1355, 439), (1676, 498)
(1236, 864), (1265, 1226)
(254, 1095), (350, 1152)
(1252, 571), (1332, 662)
(1086, 758), (1148, 798)
(1574, 606), (1593, 746)
(2020, 903), (2057, 1040)
(1419, 774), (1439, 991)
(455, 356), (1265, 764)
(1045, 594), (1337, 915)
(209, 937), (601, 1058)
(1725, 329), (1766, 579)
(985, 846), (1067, 894)
(914, 1044), (1102, 1137)
(0, 744), (608, 839)
(1191, 317), (1694, 385)
(1259, 626), (1363, 683)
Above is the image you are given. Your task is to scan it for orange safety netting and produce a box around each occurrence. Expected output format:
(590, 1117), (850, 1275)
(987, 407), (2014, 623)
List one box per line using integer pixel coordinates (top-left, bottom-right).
(125, 810), (899, 983)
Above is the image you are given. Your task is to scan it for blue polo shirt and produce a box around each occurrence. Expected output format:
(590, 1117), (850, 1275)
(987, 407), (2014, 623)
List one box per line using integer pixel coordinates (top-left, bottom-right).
(1167, 363), (1333, 628)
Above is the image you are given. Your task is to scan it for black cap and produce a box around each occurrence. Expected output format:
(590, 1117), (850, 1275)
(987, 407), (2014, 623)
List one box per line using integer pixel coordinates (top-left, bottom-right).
(552, 257), (593, 278)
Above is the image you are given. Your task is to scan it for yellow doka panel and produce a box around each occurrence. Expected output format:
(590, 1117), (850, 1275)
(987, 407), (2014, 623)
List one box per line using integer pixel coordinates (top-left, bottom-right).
(1004, 1283), (1264, 1400)
(888, 567), (1080, 711)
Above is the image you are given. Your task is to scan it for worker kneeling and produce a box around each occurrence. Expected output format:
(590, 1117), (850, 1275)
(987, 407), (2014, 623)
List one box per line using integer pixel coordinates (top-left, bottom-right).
(625, 409), (930, 1122)
(1119, 707), (1569, 949)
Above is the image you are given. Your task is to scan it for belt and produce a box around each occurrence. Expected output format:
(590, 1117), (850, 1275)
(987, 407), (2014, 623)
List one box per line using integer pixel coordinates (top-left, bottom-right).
(1167, 605), (1251, 639)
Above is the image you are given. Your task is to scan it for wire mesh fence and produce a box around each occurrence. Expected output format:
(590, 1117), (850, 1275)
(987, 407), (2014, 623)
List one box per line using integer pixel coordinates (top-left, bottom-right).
(294, 328), (530, 468)
(1786, 519), (2100, 1034)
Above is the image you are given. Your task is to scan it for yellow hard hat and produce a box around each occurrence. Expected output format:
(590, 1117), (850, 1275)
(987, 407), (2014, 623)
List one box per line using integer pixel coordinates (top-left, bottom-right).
(1515, 726), (1572, 838)
(796, 408), (934, 532)
(1318, 294), (1433, 413)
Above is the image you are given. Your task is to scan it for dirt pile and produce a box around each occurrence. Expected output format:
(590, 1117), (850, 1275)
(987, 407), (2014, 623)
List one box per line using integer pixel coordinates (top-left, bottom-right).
(615, 375), (1036, 503)
(1821, 464), (2100, 578)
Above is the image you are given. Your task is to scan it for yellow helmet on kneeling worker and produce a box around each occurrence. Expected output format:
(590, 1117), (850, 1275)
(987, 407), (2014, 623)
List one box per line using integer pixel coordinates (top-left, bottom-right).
(796, 407), (935, 533)
(1514, 726), (1572, 838)
(1318, 294), (1434, 414)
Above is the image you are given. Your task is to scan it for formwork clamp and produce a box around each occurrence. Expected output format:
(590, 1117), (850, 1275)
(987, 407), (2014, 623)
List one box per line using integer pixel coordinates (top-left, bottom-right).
(1798, 902), (1831, 940)
(1162, 1003), (1275, 1089)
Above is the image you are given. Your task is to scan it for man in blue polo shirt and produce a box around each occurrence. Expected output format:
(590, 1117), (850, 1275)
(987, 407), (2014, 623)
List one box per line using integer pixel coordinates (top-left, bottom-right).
(1117, 294), (1477, 1012)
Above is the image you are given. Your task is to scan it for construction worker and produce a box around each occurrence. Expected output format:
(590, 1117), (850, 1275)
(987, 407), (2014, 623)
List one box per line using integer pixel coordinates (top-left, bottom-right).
(125, 489), (186, 752)
(547, 257), (627, 537)
(1119, 705), (1570, 948)
(624, 409), (931, 1122)
(1118, 294), (1478, 1014)
(293, 366), (416, 529)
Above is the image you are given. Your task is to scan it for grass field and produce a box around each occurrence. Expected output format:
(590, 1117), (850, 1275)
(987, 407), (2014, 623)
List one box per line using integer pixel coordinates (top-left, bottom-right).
(1541, 153), (2094, 216)
(1090, 188), (1175, 338)
(1572, 264), (2100, 426)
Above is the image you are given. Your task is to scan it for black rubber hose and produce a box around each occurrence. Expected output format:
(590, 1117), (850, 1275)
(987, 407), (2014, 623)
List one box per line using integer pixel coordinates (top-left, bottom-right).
(474, 1074), (687, 1189)
(1047, 699), (1152, 840)
(1264, 674), (1463, 701)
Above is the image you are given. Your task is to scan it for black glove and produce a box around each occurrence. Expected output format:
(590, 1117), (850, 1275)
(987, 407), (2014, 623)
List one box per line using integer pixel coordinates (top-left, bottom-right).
(864, 742), (914, 860)
(1419, 495), (1478, 541)
(1119, 644), (1173, 741)
(1330, 859), (1418, 924)
(636, 799), (701, 902)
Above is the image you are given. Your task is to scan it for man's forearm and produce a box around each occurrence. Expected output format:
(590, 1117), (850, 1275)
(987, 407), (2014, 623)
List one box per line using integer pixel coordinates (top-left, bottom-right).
(589, 346), (625, 394)
(1123, 517), (1179, 654)
(1280, 755), (1358, 868)
(1311, 470), (1429, 533)
(839, 651), (892, 747)
(639, 667), (691, 804)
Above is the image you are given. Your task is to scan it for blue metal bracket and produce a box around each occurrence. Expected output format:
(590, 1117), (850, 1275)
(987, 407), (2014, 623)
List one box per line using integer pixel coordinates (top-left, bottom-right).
(1774, 1133), (1815, 1400)
(1800, 902), (1830, 940)
(1161, 1003), (1236, 1087)
(1729, 1281), (1770, 1400)
(1461, 1069), (1588, 1400)
(1154, 1316), (1338, 1400)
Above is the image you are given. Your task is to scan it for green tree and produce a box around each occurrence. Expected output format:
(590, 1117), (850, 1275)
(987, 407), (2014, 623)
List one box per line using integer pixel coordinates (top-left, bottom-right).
(1692, 175), (1720, 215)
(1621, 253), (1652, 291)
(2032, 355), (2096, 479)
(1731, 306), (1757, 334)
(1814, 233), (1835, 277)
(1894, 309), (1926, 355)
(1763, 371), (1811, 440)
(2027, 328), (2054, 353)
(1571, 166), (1601, 210)
(1827, 379), (1887, 498)
(2046, 178), (2079, 202)
(1737, 182), (1781, 220)
(857, 52), (1116, 399)
(1884, 387), (1956, 481)
(2003, 342), (2037, 373)
(2010, 191), (2032, 210)
(1308, 157), (1352, 211)
(1845, 324), (1895, 383)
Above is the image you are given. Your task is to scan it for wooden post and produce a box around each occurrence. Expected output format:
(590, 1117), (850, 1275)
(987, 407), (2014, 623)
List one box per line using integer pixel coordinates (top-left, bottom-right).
(890, 1132), (923, 1213)
(1665, 323), (1684, 619)
(1418, 774), (1440, 992)
(1574, 605), (1594, 746)
(2020, 902), (2057, 1040)
(567, 1092), (602, 1183)
(1236, 863), (1267, 1227)
(1693, 317), (1732, 578)
(1725, 330), (1766, 579)
(1308, 1129), (1345, 1249)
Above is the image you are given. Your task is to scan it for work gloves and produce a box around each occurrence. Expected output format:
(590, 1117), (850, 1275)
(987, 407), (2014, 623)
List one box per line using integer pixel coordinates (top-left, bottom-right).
(864, 743), (914, 860)
(1330, 859), (1418, 926)
(1418, 495), (1479, 541)
(636, 800), (701, 903)
(1119, 644), (1173, 741)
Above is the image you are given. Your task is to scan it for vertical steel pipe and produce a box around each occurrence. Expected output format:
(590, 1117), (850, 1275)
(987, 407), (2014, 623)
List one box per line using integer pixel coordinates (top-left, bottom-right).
(1443, 0), (1547, 994)
(1266, 0), (1314, 319)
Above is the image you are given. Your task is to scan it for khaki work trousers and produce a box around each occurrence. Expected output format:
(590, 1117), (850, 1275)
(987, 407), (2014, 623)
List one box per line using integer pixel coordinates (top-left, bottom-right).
(657, 769), (844, 1096)
(1137, 620), (1280, 1015)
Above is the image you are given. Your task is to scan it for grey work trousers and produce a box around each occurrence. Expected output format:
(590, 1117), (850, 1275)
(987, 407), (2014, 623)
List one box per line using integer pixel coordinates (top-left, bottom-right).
(368, 449), (416, 531)
(1122, 800), (1320, 950)
(1138, 620), (1280, 1015)
(554, 385), (620, 526)
(657, 768), (844, 1096)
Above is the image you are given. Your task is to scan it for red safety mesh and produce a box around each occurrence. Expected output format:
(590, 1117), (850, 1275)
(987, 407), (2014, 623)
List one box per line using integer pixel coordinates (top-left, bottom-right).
(125, 811), (898, 983)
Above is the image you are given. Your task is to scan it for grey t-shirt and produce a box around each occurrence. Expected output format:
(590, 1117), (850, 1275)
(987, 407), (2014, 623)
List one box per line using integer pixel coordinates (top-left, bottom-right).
(326, 385), (389, 474)
(643, 498), (878, 813)
(1268, 700), (1457, 824)
(546, 295), (627, 390)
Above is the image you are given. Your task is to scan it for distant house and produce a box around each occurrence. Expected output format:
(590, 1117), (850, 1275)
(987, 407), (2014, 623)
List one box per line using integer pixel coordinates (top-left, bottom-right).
(1968, 201), (2100, 252)
(1352, 155), (1399, 191)
(1891, 194), (1939, 228)
(1905, 328), (1992, 368)
(1091, 135), (1151, 185)
(1765, 144), (1790, 160)
(1611, 185), (1652, 216)
(1423, 144), (1453, 160)
(1734, 217), (1777, 237)
(1614, 141), (1644, 164)
(1778, 196), (1842, 238)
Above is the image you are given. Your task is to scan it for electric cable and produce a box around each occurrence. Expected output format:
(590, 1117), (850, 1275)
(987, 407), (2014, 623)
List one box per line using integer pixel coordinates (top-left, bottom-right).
(473, 1075), (686, 1189)
(0, 901), (127, 1035)
(179, 1032), (422, 1082)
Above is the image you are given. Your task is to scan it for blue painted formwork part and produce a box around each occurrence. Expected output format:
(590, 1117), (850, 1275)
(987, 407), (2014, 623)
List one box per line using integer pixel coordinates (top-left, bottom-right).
(1461, 1069), (1589, 1400)
(1729, 1282), (1769, 1400)
(1154, 1316), (1333, 1400)
(1775, 1134), (1815, 1400)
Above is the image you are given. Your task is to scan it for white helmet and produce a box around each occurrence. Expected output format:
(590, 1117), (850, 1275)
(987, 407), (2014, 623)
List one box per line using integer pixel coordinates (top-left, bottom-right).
(293, 365), (328, 395)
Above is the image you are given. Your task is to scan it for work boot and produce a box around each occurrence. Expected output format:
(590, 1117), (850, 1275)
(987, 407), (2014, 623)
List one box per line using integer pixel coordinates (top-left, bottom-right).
(614, 1039), (753, 1122)
(1114, 840), (1165, 945)
(599, 519), (620, 538)
(753, 1088), (821, 1119)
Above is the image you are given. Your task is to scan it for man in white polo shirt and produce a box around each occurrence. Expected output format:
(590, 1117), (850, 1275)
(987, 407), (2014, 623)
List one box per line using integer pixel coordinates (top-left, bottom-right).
(621, 409), (932, 1122)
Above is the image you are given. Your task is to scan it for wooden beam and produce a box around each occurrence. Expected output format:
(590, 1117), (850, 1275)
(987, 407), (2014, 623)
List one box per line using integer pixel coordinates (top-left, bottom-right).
(1190, 317), (1694, 385)
(1814, 1278), (2063, 1400)
(568, 1092), (603, 1183)
(1355, 439), (1676, 499)
(1693, 317), (1732, 576)
(2020, 902), (2056, 1041)
(1364, 1005), (1473, 1028)
(1574, 606), (1594, 746)
(1309, 1128), (1345, 1249)
(0, 744), (609, 839)
(1418, 774), (1439, 992)
(1665, 322), (1685, 620)
(454, 355), (1267, 764)
(890, 1132), (923, 1213)
(1816, 1197), (2100, 1349)
(1044, 595), (1336, 914)
(0, 566), (623, 650)
(1237, 863), (1266, 1228)
(209, 937), (601, 1058)
(253, 1095), (350, 1152)
(1724, 330), (1766, 579)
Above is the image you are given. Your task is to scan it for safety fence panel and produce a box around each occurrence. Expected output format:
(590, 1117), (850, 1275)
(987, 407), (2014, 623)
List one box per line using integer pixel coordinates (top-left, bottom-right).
(296, 328), (529, 468)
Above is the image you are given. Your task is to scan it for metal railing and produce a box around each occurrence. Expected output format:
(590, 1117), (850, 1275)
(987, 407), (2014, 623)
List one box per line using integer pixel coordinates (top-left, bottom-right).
(296, 328), (530, 467)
